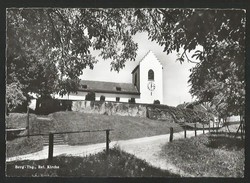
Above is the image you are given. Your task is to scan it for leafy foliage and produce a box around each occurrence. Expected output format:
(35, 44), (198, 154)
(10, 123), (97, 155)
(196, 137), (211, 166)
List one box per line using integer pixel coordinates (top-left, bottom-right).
(130, 9), (245, 117)
(148, 104), (214, 123)
(6, 8), (138, 99)
(85, 91), (96, 101)
(6, 82), (26, 112)
(153, 100), (160, 104)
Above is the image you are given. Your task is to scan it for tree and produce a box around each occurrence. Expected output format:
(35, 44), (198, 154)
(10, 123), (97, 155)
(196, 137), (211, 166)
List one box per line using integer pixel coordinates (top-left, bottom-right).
(130, 9), (245, 117)
(6, 8), (138, 102)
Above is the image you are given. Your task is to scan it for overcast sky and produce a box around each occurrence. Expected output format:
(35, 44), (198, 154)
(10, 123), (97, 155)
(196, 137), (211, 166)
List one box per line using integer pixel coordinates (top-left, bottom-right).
(80, 32), (198, 107)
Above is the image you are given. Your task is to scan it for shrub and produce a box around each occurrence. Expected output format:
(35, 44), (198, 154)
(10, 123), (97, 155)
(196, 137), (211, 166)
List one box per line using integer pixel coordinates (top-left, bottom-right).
(35, 97), (61, 115)
(128, 98), (135, 103)
(154, 100), (160, 104)
(100, 95), (105, 101)
(85, 91), (96, 101)
(6, 82), (26, 113)
(147, 104), (214, 123)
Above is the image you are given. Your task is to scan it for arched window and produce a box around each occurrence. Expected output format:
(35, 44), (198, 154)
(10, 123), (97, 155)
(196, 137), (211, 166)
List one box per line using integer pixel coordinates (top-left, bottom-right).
(148, 69), (154, 80)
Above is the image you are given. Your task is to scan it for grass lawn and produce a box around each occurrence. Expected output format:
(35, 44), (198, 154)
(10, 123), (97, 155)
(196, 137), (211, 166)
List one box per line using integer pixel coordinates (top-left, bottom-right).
(6, 136), (43, 158)
(160, 134), (244, 177)
(6, 147), (180, 177)
(49, 111), (183, 145)
(6, 113), (44, 158)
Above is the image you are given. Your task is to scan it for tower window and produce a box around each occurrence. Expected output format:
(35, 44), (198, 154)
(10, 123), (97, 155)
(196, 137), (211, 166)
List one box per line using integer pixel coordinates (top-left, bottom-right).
(116, 87), (121, 91)
(148, 69), (154, 80)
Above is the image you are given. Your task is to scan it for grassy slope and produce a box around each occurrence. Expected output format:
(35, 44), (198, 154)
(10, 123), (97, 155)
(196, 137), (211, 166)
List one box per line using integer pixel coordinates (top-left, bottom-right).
(6, 136), (43, 157)
(49, 111), (183, 145)
(160, 134), (244, 177)
(6, 148), (180, 177)
(6, 113), (44, 158)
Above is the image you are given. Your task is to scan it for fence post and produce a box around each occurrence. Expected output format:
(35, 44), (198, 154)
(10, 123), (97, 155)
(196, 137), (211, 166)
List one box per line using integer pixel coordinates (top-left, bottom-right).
(169, 127), (173, 142)
(48, 133), (54, 161)
(27, 107), (30, 138)
(106, 130), (110, 155)
(184, 125), (186, 138)
(194, 123), (197, 137)
(209, 122), (210, 133)
(203, 124), (205, 134)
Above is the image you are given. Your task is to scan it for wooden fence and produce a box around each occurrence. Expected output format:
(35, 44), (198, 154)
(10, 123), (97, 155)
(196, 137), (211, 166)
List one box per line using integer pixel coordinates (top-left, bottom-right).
(10, 128), (114, 162)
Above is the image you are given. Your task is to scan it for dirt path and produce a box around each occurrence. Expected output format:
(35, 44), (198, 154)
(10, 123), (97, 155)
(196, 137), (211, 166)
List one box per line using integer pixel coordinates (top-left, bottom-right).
(6, 130), (208, 177)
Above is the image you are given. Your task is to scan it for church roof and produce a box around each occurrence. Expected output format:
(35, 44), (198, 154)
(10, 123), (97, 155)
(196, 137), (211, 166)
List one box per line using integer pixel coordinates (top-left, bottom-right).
(131, 50), (163, 74)
(79, 80), (140, 95)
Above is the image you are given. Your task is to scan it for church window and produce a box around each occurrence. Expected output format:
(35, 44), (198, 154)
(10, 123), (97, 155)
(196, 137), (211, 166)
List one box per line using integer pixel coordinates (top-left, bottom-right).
(82, 85), (87, 89)
(148, 69), (154, 80)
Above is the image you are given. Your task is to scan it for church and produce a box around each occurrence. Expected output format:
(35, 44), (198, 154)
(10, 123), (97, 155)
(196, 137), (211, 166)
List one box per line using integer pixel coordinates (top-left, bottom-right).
(56, 50), (163, 104)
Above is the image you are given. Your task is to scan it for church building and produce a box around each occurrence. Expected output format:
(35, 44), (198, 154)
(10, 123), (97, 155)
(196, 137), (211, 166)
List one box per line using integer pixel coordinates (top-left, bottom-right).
(56, 50), (163, 104)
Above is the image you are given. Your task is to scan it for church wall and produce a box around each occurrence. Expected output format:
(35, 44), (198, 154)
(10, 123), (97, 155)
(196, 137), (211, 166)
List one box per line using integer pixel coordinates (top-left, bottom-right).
(137, 51), (163, 104)
(54, 92), (139, 101)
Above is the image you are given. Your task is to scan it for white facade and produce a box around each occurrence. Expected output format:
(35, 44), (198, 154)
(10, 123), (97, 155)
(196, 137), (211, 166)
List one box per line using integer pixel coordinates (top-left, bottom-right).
(133, 51), (163, 104)
(54, 91), (139, 102)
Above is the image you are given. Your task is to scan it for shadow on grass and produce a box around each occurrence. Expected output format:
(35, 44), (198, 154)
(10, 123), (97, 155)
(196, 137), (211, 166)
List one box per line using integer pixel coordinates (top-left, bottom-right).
(206, 135), (245, 151)
(6, 148), (180, 177)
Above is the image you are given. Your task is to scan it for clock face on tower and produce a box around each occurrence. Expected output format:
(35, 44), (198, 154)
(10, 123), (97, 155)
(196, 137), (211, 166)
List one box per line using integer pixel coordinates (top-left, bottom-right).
(147, 81), (156, 91)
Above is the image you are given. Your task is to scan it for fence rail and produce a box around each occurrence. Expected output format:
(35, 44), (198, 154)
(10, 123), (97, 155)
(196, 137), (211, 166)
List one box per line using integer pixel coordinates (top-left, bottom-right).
(13, 128), (114, 138)
(8, 128), (114, 162)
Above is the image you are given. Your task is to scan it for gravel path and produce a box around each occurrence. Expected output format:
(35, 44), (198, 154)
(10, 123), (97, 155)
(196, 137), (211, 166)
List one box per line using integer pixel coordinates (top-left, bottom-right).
(6, 130), (208, 177)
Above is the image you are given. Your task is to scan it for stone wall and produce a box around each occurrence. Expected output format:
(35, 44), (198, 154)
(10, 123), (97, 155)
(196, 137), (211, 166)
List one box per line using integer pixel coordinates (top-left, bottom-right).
(71, 100), (214, 123)
(72, 101), (147, 117)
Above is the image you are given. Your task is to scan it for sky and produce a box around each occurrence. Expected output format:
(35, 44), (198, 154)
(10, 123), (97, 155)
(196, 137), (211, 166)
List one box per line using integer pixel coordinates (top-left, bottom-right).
(80, 32), (197, 107)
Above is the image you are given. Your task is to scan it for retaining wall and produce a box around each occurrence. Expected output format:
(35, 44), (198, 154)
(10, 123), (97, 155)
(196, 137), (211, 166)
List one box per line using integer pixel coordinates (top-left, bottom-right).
(72, 101), (147, 118)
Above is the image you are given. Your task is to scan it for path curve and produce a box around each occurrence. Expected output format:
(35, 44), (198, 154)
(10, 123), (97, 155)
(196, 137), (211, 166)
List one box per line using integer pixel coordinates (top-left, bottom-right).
(6, 130), (208, 177)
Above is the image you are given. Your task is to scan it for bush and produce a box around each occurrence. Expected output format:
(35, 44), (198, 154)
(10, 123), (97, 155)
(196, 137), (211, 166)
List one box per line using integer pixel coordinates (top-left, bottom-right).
(85, 91), (96, 101)
(6, 82), (26, 112)
(154, 100), (160, 104)
(100, 95), (105, 101)
(147, 104), (214, 123)
(128, 98), (135, 103)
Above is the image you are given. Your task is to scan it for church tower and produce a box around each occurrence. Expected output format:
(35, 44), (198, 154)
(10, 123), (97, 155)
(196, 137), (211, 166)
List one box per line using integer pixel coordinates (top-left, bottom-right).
(131, 50), (163, 104)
